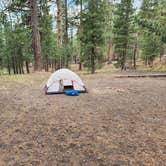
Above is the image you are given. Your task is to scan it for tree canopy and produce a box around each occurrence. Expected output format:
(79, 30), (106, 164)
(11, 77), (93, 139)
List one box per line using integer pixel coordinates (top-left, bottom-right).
(0, 0), (165, 74)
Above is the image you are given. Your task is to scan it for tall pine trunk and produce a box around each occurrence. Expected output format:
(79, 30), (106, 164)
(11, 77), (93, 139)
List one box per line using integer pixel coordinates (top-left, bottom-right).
(7, 56), (11, 75)
(133, 42), (137, 69)
(30, 0), (42, 71)
(26, 61), (30, 73)
(56, 0), (63, 69)
(64, 0), (69, 67)
(107, 37), (111, 61)
(12, 56), (16, 74)
(79, 0), (83, 71)
(121, 48), (127, 70)
(91, 47), (95, 74)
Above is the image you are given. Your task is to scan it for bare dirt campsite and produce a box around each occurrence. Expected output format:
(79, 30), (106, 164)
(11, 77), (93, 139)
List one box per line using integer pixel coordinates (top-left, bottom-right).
(1, 0), (166, 165)
(0, 67), (166, 166)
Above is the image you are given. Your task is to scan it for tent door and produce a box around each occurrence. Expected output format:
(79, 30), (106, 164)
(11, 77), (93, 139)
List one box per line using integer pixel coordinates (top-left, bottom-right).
(63, 80), (74, 91)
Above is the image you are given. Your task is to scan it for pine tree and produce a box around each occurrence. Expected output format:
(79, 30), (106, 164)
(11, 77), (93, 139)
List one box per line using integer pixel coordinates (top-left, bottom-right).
(81, 0), (105, 74)
(0, 24), (4, 73)
(139, 0), (163, 66)
(74, 0), (84, 70)
(103, 0), (114, 61)
(56, 0), (63, 69)
(4, 0), (42, 72)
(30, 0), (42, 71)
(40, 0), (55, 71)
(64, 0), (69, 67)
(113, 0), (135, 70)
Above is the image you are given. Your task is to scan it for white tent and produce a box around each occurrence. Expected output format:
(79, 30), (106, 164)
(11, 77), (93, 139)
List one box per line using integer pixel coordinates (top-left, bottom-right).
(45, 68), (86, 94)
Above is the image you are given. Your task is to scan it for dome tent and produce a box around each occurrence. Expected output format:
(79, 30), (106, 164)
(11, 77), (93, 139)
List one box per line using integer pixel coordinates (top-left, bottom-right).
(45, 68), (87, 94)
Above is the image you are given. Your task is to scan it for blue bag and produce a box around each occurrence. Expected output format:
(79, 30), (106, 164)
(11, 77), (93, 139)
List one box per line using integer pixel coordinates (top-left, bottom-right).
(65, 90), (79, 96)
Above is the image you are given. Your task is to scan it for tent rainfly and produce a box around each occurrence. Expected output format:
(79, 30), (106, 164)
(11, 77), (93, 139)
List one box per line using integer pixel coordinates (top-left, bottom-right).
(45, 68), (87, 94)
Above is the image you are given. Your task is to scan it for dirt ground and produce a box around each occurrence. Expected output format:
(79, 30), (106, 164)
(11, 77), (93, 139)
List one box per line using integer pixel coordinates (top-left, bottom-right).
(0, 69), (166, 166)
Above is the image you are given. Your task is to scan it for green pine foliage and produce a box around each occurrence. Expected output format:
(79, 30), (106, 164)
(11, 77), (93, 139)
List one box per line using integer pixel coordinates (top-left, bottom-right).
(113, 0), (135, 70)
(81, 0), (106, 73)
(40, 9), (55, 71)
(0, 25), (4, 71)
(0, 0), (166, 74)
(138, 0), (163, 65)
(140, 31), (162, 65)
(137, 0), (166, 43)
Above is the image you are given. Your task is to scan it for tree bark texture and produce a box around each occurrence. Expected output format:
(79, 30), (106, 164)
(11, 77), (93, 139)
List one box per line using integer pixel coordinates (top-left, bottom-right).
(91, 47), (95, 74)
(64, 0), (69, 67)
(56, 0), (63, 69)
(79, 0), (83, 71)
(30, 0), (42, 71)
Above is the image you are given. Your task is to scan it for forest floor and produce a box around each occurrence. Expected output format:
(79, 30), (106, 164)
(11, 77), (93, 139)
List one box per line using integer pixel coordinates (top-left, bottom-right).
(0, 66), (166, 166)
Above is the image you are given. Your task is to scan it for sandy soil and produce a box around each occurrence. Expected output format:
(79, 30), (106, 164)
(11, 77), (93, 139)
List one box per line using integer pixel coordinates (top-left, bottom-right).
(0, 71), (166, 166)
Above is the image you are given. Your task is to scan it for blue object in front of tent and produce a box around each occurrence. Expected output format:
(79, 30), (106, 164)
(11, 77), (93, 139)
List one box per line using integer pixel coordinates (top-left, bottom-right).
(65, 90), (79, 96)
